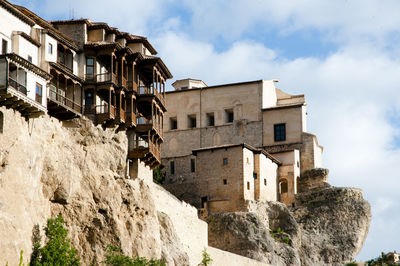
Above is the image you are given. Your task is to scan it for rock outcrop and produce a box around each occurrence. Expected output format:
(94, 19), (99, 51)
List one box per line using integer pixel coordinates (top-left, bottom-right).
(208, 173), (371, 266)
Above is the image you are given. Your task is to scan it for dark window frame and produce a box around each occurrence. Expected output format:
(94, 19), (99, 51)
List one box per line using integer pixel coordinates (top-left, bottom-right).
(190, 158), (195, 173)
(48, 43), (53, 54)
(35, 83), (42, 103)
(225, 109), (234, 123)
(223, 158), (228, 165)
(188, 115), (196, 128)
(2, 39), (8, 54)
(170, 117), (177, 130)
(27, 55), (32, 63)
(207, 112), (215, 126)
(170, 161), (175, 175)
(223, 179), (227, 185)
(274, 123), (286, 142)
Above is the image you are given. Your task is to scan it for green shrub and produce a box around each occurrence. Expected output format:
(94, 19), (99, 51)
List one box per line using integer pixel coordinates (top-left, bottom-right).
(198, 248), (212, 266)
(30, 215), (80, 266)
(153, 165), (166, 185)
(104, 245), (165, 266)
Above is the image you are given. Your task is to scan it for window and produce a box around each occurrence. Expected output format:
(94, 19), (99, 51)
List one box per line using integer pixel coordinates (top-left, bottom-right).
(225, 109), (234, 123)
(223, 158), (228, 165)
(2, 39), (7, 54)
(274, 123), (286, 141)
(253, 173), (257, 179)
(223, 179), (227, 185)
(170, 161), (175, 175)
(207, 113), (215, 126)
(201, 197), (207, 208)
(27, 55), (32, 63)
(188, 115), (196, 128)
(170, 117), (177, 130)
(279, 180), (288, 194)
(48, 43), (53, 54)
(0, 111), (3, 133)
(35, 83), (42, 103)
(86, 57), (94, 79)
(247, 182), (250, 190)
(264, 179), (267, 186)
(190, 158), (195, 173)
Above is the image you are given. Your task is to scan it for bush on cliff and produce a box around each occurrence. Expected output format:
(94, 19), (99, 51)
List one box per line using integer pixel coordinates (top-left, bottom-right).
(104, 245), (166, 266)
(30, 215), (80, 266)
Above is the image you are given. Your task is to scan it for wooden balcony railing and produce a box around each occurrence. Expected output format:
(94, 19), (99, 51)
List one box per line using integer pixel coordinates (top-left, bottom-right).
(126, 112), (137, 125)
(49, 86), (82, 113)
(84, 104), (115, 116)
(121, 77), (127, 88)
(119, 108), (125, 121)
(35, 93), (42, 104)
(136, 115), (163, 138)
(127, 80), (138, 92)
(85, 72), (118, 84)
(138, 85), (165, 106)
(8, 78), (27, 95)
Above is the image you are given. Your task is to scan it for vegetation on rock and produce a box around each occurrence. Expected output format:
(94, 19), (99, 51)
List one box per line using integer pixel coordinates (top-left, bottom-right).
(30, 215), (80, 266)
(103, 245), (166, 266)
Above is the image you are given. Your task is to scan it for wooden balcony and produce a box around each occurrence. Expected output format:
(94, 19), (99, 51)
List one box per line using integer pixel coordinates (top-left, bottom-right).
(127, 139), (161, 169)
(137, 85), (165, 109)
(125, 112), (137, 128)
(84, 104), (116, 125)
(127, 80), (138, 93)
(136, 115), (163, 140)
(121, 76), (127, 88)
(85, 72), (118, 85)
(116, 107), (125, 123)
(48, 86), (82, 120)
(0, 78), (46, 118)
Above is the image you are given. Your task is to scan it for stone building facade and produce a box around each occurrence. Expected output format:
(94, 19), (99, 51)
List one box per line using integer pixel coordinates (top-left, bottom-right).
(161, 78), (323, 208)
(0, 0), (172, 169)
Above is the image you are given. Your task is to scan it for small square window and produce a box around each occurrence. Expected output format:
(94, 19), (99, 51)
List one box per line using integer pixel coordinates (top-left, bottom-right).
(247, 181), (250, 190)
(190, 158), (195, 173)
(225, 109), (234, 123)
(264, 179), (267, 186)
(170, 161), (175, 175)
(253, 173), (257, 179)
(223, 158), (228, 165)
(207, 113), (215, 126)
(170, 117), (177, 130)
(274, 123), (286, 142)
(223, 179), (227, 185)
(27, 55), (32, 63)
(188, 115), (196, 128)
(48, 43), (53, 54)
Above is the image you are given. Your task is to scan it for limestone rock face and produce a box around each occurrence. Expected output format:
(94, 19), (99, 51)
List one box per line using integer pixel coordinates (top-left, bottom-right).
(208, 186), (371, 266)
(294, 187), (371, 265)
(0, 107), (189, 265)
(298, 168), (330, 193)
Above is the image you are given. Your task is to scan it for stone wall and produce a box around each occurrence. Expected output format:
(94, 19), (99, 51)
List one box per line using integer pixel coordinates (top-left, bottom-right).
(300, 132), (323, 174)
(151, 184), (208, 265)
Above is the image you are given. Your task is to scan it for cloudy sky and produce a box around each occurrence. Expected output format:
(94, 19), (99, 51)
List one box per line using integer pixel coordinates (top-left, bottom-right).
(14, 0), (400, 260)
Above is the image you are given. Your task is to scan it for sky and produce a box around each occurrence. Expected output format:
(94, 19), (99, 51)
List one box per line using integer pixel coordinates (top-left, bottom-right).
(12, 0), (400, 261)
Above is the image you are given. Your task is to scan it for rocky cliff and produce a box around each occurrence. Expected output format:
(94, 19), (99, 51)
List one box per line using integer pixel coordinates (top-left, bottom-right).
(208, 170), (371, 266)
(0, 106), (370, 265)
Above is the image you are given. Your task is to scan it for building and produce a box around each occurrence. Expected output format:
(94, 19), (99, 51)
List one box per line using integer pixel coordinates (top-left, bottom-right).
(0, 0), (172, 169)
(161, 78), (323, 208)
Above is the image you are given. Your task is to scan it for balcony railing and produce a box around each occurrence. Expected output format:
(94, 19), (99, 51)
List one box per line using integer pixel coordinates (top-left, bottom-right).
(8, 78), (27, 95)
(136, 115), (163, 138)
(138, 85), (165, 106)
(85, 72), (118, 84)
(126, 112), (137, 125)
(35, 93), (42, 104)
(127, 80), (138, 92)
(119, 108), (125, 121)
(49, 86), (82, 113)
(95, 104), (116, 116)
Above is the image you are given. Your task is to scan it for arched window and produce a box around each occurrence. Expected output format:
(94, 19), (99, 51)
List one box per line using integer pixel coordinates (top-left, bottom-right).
(279, 180), (288, 194)
(0, 111), (3, 133)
